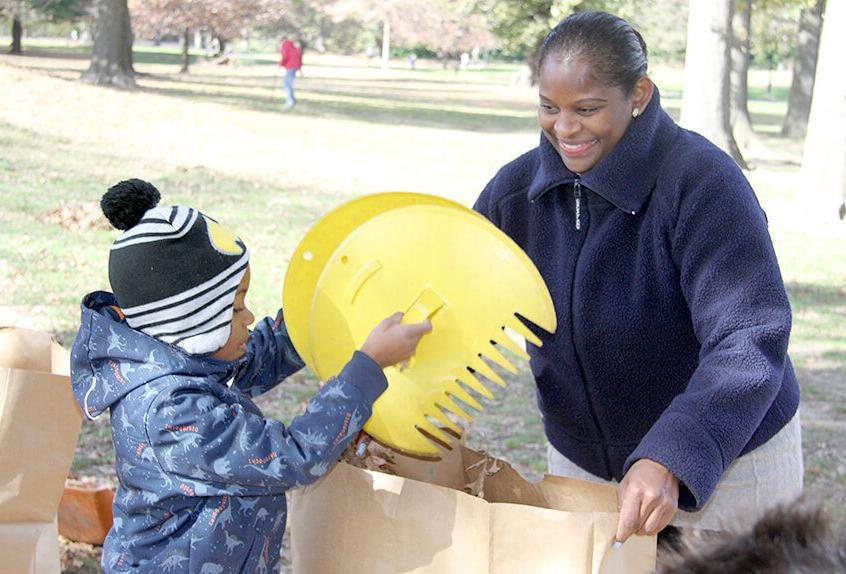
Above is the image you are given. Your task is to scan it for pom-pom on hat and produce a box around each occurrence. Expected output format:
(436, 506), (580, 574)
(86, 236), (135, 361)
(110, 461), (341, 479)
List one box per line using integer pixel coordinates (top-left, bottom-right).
(101, 179), (249, 355)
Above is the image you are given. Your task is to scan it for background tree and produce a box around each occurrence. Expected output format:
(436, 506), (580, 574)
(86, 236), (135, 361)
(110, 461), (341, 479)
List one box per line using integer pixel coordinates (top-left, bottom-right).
(332, 0), (421, 68)
(131, 0), (208, 72)
(1, 1), (27, 53)
(387, 0), (492, 68)
(131, 0), (260, 73)
(257, 0), (339, 55)
(5, 1), (24, 53)
(2, 0), (89, 54)
(680, 0), (746, 167)
(800, 0), (845, 220)
(782, 0), (824, 138)
(749, 0), (799, 95)
(481, 0), (555, 84)
(730, 0), (756, 152)
(202, 0), (261, 55)
(425, 2), (494, 69)
(482, 0), (687, 85)
(82, 0), (134, 86)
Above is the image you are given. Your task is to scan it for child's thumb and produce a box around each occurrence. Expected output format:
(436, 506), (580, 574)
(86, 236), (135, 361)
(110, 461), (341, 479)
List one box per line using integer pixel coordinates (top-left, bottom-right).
(409, 318), (432, 335)
(382, 311), (404, 327)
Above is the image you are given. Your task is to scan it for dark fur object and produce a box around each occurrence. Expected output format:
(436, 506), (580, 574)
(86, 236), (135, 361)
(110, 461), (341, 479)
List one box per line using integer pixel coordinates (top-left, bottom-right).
(658, 499), (846, 574)
(100, 179), (161, 230)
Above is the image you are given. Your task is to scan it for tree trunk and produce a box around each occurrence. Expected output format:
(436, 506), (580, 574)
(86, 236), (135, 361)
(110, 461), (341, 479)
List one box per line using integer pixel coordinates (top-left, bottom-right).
(180, 27), (190, 73)
(801, 0), (846, 221)
(381, 16), (390, 70)
(526, 42), (541, 86)
(10, 17), (22, 54)
(730, 0), (756, 152)
(82, 0), (135, 87)
(681, 0), (746, 168)
(782, 0), (824, 138)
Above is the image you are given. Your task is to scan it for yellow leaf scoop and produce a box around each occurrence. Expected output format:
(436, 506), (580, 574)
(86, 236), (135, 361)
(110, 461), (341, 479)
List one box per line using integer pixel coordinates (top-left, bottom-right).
(283, 193), (556, 457)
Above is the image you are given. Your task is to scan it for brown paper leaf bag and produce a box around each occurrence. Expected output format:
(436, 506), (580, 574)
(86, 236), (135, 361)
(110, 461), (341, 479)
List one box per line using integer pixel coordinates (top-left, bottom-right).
(290, 446), (656, 574)
(0, 520), (62, 574)
(0, 327), (83, 574)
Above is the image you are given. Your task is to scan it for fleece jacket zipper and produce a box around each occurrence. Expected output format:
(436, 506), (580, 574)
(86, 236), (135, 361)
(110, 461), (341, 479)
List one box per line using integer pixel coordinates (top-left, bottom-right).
(569, 180), (613, 477)
(574, 177), (582, 231)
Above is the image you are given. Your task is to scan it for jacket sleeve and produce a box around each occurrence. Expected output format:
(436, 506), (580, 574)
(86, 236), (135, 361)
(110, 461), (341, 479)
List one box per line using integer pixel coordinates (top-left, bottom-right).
(147, 351), (386, 494)
(624, 155), (792, 511)
(229, 310), (305, 398)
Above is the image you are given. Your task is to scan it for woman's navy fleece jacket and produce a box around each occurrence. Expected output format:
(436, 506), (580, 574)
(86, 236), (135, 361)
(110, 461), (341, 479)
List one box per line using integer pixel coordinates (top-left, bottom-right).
(474, 89), (799, 511)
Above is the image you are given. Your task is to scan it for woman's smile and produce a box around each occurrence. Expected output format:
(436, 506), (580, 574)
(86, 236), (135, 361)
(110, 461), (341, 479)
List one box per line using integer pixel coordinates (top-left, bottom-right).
(557, 138), (598, 157)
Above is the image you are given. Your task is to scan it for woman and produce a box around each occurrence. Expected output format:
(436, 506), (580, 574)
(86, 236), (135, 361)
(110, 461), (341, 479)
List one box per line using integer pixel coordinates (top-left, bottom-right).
(474, 11), (802, 543)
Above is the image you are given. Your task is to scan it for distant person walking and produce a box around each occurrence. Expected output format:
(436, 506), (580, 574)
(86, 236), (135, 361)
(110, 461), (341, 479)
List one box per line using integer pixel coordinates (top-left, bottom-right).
(279, 38), (302, 109)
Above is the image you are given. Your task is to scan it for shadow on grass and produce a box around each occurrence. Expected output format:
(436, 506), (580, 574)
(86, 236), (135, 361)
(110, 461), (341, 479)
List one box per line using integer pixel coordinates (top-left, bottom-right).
(9, 46), (537, 132)
(17, 45), (204, 66)
(15, 46), (91, 60)
(141, 72), (533, 111)
(138, 80), (538, 133)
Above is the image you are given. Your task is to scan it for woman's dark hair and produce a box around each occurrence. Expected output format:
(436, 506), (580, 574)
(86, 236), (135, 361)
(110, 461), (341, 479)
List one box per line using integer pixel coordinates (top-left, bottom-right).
(538, 11), (648, 95)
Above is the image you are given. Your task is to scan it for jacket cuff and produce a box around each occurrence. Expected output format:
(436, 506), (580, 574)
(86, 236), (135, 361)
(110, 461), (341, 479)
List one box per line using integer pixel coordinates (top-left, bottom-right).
(339, 351), (387, 405)
(623, 411), (725, 511)
(272, 309), (306, 369)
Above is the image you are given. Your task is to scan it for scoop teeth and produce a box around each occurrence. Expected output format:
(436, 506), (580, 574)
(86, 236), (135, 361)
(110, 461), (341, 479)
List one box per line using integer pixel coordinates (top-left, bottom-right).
(468, 356), (506, 387)
(439, 396), (472, 421)
(481, 342), (517, 374)
(402, 427), (442, 456)
(506, 315), (543, 347)
(424, 404), (462, 436)
(414, 418), (452, 446)
(455, 370), (493, 399)
(493, 329), (530, 360)
(445, 380), (484, 411)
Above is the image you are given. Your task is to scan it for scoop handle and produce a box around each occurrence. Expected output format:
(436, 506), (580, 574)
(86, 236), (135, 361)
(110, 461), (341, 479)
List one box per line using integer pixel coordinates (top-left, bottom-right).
(402, 287), (445, 324)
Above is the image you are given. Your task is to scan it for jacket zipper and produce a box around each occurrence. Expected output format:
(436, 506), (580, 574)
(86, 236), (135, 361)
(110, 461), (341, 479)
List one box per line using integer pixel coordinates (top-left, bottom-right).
(573, 177), (582, 231)
(568, 184), (613, 477)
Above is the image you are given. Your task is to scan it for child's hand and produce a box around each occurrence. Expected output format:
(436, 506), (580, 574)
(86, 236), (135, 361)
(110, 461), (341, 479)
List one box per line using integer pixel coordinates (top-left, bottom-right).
(360, 312), (432, 369)
(353, 432), (396, 472)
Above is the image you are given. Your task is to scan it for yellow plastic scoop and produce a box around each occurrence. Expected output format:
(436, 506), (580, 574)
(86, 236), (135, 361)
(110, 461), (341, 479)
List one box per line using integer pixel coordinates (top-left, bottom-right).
(283, 193), (556, 456)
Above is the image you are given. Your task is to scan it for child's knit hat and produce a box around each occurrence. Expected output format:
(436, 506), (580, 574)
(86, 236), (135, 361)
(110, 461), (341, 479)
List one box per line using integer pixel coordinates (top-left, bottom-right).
(100, 179), (249, 355)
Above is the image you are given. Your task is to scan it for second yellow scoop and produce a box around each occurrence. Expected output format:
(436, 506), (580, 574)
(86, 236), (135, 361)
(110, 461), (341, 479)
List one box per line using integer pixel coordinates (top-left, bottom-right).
(283, 193), (556, 456)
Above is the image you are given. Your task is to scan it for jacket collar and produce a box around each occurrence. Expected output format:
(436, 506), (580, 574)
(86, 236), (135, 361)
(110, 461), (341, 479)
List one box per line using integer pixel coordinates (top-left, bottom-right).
(527, 87), (679, 214)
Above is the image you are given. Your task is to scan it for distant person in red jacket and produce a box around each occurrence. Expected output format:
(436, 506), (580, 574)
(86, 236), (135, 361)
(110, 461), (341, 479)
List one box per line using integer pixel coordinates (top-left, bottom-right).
(279, 38), (302, 109)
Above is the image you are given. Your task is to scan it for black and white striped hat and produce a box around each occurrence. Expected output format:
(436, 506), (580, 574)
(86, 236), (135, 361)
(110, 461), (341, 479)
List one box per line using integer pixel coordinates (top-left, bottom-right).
(101, 179), (249, 355)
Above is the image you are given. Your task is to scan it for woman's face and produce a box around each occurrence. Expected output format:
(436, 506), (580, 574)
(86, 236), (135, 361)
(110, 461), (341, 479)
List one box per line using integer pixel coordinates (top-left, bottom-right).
(537, 54), (651, 174)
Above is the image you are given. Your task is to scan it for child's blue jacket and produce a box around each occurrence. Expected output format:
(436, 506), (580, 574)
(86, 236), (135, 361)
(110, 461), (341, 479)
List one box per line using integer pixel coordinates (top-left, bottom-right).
(70, 291), (386, 573)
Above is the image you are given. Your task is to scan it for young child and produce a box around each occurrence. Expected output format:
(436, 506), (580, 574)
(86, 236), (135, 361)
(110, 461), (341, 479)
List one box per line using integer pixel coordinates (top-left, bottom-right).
(70, 179), (431, 573)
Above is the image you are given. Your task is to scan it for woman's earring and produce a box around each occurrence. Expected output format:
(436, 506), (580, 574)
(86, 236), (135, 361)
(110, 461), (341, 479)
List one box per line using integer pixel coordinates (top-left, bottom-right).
(632, 108), (640, 118)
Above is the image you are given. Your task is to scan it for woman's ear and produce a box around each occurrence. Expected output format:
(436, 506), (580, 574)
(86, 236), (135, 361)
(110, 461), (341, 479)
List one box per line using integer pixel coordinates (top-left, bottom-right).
(631, 77), (655, 116)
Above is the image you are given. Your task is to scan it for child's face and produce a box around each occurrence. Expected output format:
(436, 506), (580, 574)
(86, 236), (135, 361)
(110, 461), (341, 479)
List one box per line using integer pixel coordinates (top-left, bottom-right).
(211, 267), (255, 362)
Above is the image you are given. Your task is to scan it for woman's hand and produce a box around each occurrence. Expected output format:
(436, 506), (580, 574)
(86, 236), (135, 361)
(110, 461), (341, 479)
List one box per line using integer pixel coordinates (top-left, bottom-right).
(360, 312), (432, 369)
(615, 458), (679, 543)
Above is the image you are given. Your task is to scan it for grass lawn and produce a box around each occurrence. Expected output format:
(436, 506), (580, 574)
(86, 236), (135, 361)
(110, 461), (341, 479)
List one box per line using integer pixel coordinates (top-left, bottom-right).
(1, 41), (844, 570)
